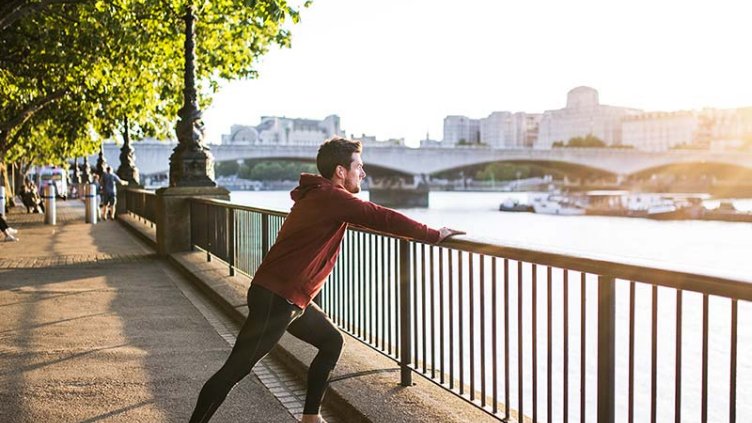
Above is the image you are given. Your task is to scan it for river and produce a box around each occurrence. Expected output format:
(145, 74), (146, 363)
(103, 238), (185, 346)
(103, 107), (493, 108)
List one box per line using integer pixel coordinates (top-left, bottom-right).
(231, 190), (752, 281)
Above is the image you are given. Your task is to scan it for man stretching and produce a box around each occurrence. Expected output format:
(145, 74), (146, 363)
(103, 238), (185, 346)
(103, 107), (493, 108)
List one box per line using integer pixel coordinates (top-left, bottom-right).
(189, 137), (464, 423)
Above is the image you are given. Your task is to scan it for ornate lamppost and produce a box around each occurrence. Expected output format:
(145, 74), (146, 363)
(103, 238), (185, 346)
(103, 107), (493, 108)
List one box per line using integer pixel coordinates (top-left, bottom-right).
(117, 117), (141, 186)
(155, 5), (227, 256)
(168, 5), (216, 187)
(71, 157), (81, 198)
(81, 156), (93, 184)
(71, 158), (80, 185)
(95, 142), (108, 177)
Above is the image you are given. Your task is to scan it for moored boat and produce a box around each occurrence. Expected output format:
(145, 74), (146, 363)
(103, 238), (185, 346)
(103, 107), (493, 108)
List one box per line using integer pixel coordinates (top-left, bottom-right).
(530, 194), (587, 215)
(499, 198), (534, 212)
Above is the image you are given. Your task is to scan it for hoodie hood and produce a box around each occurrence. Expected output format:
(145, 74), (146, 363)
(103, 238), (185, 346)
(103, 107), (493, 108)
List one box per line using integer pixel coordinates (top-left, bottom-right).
(290, 173), (334, 202)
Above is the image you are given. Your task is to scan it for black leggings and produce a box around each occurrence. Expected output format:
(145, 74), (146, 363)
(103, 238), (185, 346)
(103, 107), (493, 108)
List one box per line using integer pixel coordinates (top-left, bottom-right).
(189, 284), (344, 422)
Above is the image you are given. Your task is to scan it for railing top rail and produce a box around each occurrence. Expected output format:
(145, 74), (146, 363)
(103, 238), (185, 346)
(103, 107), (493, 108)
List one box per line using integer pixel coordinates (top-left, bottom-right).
(123, 187), (157, 196)
(188, 196), (752, 300)
(189, 197), (289, 218)
(440, 237), (752, 300)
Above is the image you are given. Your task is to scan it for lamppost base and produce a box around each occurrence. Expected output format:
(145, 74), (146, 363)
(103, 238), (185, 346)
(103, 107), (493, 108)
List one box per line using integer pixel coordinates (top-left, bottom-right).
(169, 148), (217, 187)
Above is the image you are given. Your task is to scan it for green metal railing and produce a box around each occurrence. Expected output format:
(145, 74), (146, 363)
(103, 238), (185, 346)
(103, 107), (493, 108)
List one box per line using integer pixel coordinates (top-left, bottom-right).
(123, 188), (157, 227)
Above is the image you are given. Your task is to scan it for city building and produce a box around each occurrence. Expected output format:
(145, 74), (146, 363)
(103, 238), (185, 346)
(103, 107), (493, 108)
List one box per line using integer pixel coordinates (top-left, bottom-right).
(221, 115), (343, 146)
(536, 86), (641, 148)
(622, 107), (752, 151)
(703, 107), (752, 151)
(621, 111), (699, 151)
(443, 115), (480, 146)
(479, 112), (541, 148)
(480, 112), (514, 148)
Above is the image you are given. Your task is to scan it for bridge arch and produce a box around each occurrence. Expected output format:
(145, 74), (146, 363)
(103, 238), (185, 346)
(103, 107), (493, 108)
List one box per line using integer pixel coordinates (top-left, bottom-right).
(429, 159), (618, 178)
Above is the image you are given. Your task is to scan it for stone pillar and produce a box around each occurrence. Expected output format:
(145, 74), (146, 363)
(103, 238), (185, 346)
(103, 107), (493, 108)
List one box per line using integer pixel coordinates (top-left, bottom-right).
(155, 5), (228, 256)
(156, 186), (228, 255)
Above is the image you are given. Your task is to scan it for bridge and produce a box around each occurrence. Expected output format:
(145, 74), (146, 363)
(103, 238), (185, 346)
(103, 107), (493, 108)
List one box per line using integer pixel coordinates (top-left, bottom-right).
(94, 142), (752, 176)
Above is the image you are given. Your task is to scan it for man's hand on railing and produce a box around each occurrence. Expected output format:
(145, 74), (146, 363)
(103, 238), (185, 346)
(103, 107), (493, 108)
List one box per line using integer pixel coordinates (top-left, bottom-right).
(438, 227), (465, 243)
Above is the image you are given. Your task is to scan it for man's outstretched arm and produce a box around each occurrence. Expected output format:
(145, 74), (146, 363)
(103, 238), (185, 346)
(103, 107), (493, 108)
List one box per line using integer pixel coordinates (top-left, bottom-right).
(336, 193), (465, 244)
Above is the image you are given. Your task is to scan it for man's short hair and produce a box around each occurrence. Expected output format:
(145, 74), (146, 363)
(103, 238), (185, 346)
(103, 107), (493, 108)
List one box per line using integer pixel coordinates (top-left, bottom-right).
(317, 137), (362, 179)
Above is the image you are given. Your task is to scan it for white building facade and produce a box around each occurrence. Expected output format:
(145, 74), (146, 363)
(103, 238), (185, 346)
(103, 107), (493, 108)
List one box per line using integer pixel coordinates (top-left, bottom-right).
(704, 107), (752, 151)
(221, 115), (343, 146)
(621, 107), (752, 151)
(479, 111), (541, 148)
(443, 115), (480, 145)
(621, 111), (699, 151)
(536, 86), (641, 148)
(480, 112), (514, 148)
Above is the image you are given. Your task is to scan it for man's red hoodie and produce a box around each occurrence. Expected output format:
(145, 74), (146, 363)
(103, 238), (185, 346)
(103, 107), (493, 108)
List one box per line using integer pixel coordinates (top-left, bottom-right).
(252, 173), (441, 308)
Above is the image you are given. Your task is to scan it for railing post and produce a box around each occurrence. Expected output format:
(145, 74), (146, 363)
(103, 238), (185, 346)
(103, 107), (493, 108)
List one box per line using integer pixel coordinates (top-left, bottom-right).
(261, 214), (269, 259)
(399, 239), (413, 387)
(228, 208), (235, 276)
(206, 203), (211, 262)
(189, 200), (195, 251)
(597, 275), (616, 423)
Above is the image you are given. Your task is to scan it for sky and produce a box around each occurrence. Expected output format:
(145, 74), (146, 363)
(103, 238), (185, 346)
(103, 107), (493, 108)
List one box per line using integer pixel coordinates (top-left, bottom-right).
(201, 0), (752, 147)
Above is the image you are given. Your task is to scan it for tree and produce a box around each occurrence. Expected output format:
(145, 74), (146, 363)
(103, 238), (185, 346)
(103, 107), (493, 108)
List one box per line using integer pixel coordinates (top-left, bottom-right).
(566, 134), (606, 148)
(1, 0), (308, 193)
(476, 163), (531, 181)
(215, 160), (240, 177)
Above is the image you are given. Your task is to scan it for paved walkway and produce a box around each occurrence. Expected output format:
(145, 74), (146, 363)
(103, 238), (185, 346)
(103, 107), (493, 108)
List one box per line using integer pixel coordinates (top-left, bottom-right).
(0, 201), (299, 422)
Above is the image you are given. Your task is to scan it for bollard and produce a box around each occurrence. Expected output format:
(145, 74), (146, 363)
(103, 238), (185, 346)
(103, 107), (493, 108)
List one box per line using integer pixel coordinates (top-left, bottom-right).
(44, 184), (56, 225)
(85, 183), (98, 224)
(0, 186), (6, 218)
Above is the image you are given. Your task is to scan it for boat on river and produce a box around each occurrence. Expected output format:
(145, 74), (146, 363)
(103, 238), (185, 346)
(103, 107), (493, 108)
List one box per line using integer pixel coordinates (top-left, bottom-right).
(701, 201), (752, 222)
(529, 194), (587, 216)
(498, 198), (534, 212)
(498, 191), (752, 221)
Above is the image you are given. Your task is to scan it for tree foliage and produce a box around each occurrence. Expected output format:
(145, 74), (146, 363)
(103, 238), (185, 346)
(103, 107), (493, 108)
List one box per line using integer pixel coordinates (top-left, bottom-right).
(0, 0), (308, 188)
(551, 135), (607, 148)
(566, 134), (606, 148)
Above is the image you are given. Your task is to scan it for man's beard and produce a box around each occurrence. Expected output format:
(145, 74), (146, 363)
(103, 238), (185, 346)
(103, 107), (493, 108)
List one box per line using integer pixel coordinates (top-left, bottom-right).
(346, 180), (361, 194)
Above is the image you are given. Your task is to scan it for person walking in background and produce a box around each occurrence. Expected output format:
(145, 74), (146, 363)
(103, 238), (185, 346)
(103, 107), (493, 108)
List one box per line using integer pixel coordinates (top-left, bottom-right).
(92, 174), (103, 219)
(20, 179), (44, 214)
(99, 167), (123, 220)
(188, 137), (464, 423)
(1, 214), (19, 242)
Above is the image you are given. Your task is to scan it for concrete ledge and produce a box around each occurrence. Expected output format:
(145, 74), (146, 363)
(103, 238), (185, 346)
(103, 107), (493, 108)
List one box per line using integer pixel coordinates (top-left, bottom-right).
(119, 216), (498, 422)
(117, 212), (157, 248)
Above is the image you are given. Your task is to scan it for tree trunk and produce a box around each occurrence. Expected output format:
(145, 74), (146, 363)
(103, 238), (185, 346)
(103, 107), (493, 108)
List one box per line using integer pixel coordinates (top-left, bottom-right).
(0, 161), (14, 208)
